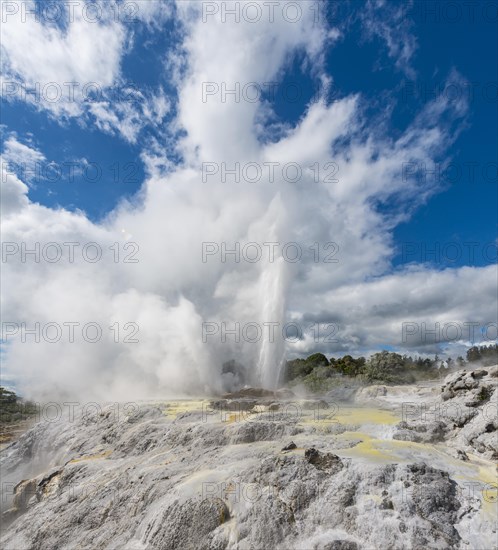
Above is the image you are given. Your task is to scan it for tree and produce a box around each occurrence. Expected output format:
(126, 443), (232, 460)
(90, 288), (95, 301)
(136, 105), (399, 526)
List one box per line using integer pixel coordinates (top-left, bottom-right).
(285, 353), (331, 381)
(333, 355), (365, 376)
(305, 353), (330, 367)
(285, 358), (313, 381)
(467, 344), (498, 366)
(362, 351), (409, 383)
(0, 387), (37, 423)
(466, 346), (481, 363)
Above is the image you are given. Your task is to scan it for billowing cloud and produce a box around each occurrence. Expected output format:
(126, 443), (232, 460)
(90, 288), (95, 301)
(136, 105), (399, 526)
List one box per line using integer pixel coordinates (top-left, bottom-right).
(1, 1), (495, 400)
(0, 0), (171, 142)
(1, 134), (46, 184)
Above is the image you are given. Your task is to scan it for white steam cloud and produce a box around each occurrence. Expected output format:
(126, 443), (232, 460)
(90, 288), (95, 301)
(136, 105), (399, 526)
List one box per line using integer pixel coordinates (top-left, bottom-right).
(1, 1), (496, 400)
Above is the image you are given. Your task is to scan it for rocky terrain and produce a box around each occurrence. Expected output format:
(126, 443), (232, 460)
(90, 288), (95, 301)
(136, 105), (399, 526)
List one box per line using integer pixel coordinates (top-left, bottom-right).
(0, 367), (496, 549)
(355, 365), (498, 460)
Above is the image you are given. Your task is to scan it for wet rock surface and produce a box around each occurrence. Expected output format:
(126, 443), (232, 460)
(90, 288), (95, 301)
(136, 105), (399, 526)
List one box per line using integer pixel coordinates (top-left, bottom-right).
(393, 365), (498, 459)
(393, 420), (448, 443)
(145, 497), (230, 549)
(0, 372), (496, 549)
(304, 448), (344, 473)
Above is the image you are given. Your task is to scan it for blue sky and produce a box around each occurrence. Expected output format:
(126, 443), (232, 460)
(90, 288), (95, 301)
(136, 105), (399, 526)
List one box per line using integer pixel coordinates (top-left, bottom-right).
(2, 1), (496, 268)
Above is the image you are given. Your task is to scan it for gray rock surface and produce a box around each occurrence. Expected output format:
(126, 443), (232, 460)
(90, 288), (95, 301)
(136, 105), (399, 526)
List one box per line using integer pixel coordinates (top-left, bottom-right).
(393, 365), (498, 459)
(1, 374), (496, 549)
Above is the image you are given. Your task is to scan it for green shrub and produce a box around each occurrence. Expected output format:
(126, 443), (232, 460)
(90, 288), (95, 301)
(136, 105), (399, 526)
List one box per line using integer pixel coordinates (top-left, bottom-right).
(0, 387), (37, 424)
(477, 386), (492, 401)
(363, 351), (411, 383)
(467, 345), (498, 366)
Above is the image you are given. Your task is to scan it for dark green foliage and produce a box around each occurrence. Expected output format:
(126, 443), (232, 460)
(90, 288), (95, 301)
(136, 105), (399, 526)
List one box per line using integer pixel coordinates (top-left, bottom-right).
(289, 353), (333, 391)
(285, 350), (443, 388)
(286, 358), (314, 380)
(329, 355), (365, 376)
(467, 346), (481, 363)
(0, 387), (37, 424)
(362, 351), (416, 383)
(477, 386), (492, 402)
(466, 345), (498, 366)
(298, 366), (338, 393)
(305, 353), (329, 367)
(283, 343), (496, 392)
(414, 356), (434, 370)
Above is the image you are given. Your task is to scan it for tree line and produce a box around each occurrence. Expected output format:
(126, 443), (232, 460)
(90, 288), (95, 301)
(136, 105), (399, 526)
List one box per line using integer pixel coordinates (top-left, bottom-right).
(284, 344), (498, 390)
